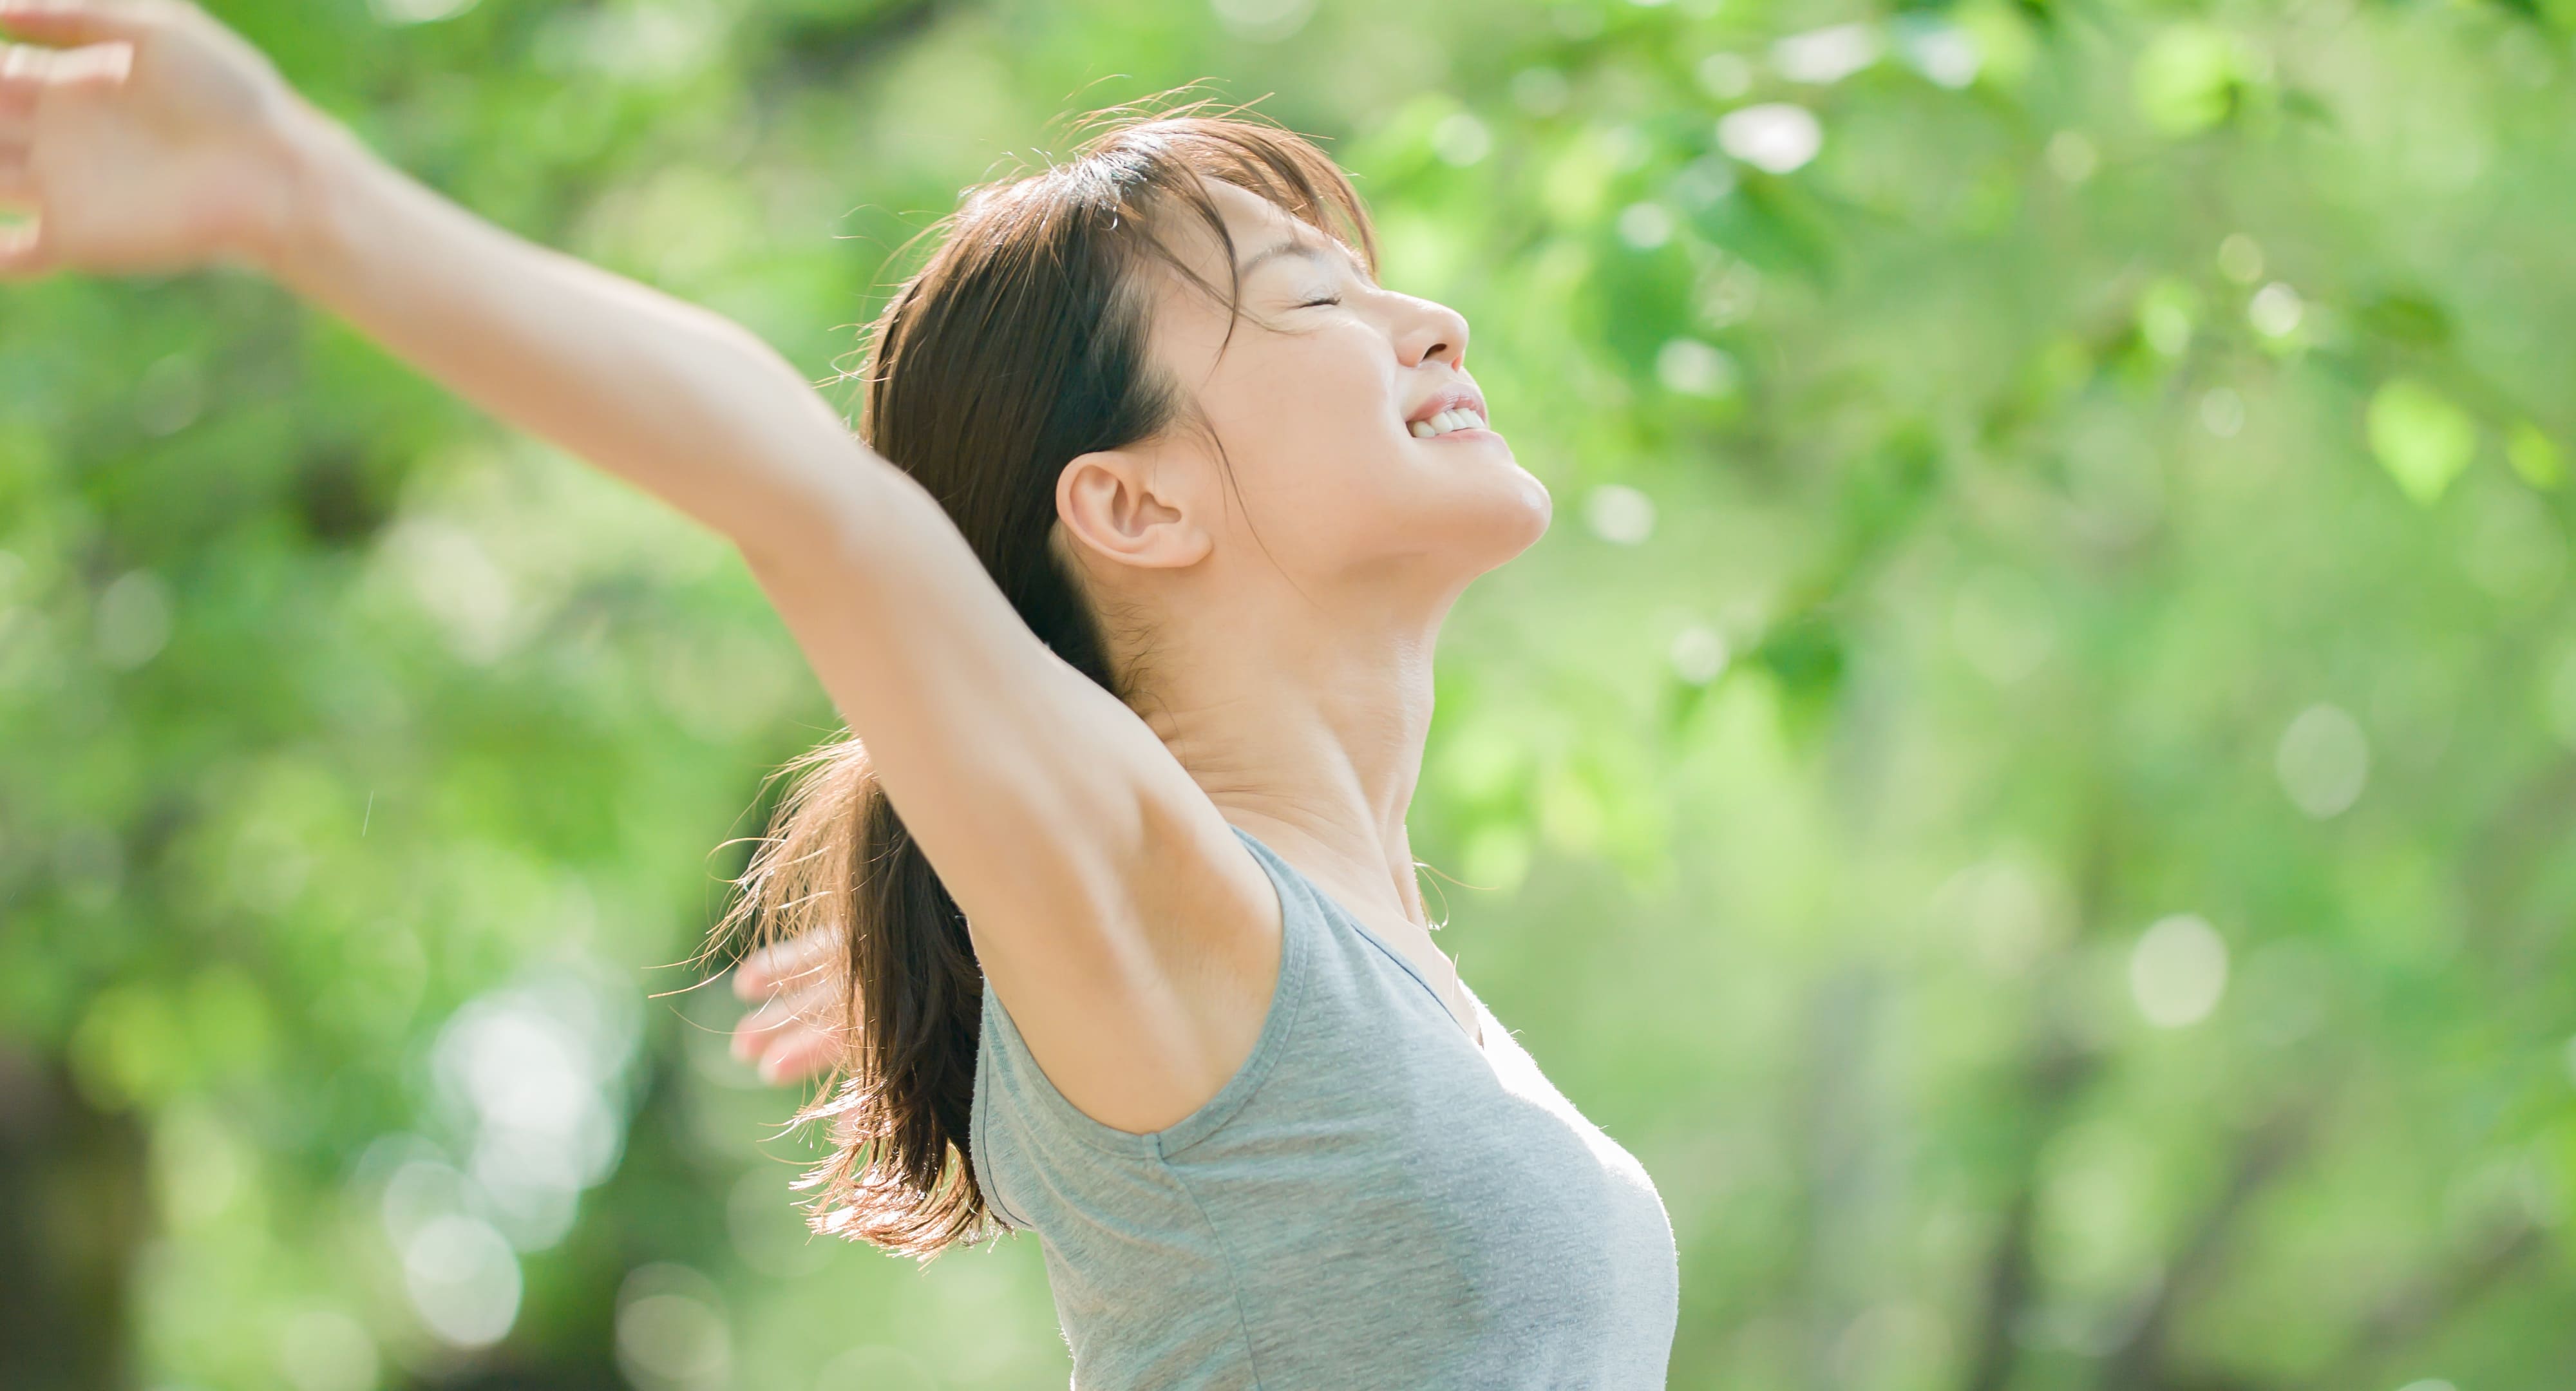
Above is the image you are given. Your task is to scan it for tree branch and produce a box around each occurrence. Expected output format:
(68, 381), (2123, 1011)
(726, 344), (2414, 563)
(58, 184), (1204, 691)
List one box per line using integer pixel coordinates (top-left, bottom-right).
(1960, 1041), (2098, 1391)
(2098, 1100), (2322, 1391)
(2304, 1220), (2546, 1391)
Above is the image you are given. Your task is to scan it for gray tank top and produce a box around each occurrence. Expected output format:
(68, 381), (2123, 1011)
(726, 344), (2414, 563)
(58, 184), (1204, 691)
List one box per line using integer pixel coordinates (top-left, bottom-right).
(969, 824), (1678, 1388)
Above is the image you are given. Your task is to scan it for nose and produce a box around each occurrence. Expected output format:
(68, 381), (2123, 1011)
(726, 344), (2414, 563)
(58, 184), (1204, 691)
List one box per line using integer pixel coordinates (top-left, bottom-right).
(1394, 294), (1472, 371)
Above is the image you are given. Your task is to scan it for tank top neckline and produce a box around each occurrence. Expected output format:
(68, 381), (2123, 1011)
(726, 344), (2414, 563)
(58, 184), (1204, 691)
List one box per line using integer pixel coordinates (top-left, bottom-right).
(1227, 824), (1491, 1054)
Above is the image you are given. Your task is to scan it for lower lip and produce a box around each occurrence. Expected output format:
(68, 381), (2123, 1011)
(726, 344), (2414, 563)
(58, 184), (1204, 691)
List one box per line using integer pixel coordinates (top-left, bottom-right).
(1415, 426), (1499, 441)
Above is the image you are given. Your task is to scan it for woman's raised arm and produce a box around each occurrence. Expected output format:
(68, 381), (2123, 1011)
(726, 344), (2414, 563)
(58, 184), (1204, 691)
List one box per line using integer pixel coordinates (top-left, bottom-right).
(3, 1), (1280, 1130)
(1, 0), (873, 561)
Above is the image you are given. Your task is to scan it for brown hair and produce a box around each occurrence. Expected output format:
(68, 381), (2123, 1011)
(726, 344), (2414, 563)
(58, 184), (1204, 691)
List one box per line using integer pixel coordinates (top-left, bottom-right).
(708, 104), (1378, 1258)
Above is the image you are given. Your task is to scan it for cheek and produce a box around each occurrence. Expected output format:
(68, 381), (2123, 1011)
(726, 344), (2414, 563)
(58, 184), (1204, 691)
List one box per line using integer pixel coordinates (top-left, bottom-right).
(1198, 337), (1399, 495)
(1232, 338), (1395, 450)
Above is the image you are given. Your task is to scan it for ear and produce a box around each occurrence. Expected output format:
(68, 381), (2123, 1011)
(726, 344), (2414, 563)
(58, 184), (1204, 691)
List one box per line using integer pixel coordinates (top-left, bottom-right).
(1054, 445), (1213, 571)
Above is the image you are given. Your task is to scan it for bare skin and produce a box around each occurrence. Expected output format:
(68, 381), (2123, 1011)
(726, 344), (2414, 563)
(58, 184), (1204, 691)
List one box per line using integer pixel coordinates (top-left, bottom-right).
(10, 1), (1549, 1131)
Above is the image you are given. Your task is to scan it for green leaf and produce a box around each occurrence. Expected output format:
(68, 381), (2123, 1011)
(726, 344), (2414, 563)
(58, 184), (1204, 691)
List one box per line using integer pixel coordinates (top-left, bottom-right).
(2507, 422), (2563, 489)
(1752, 610), (1846, 713)
(2134, 25), (2252, 137)
(2367, 379), (2477, 505)
(1954, 0), (2039, 89)
(2353, 291), (2455, 350)
(2136, 277), (2200, 359)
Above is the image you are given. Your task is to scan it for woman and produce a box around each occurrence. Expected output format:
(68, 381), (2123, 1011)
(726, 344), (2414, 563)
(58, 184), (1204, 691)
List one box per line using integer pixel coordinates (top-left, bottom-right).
(5, 2), (1679, 1383)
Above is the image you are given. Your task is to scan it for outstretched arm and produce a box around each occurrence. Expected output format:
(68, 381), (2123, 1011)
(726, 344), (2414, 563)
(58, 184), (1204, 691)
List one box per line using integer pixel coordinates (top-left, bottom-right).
(0, 0), (864, 560)
(5, 1), (1280, 1124)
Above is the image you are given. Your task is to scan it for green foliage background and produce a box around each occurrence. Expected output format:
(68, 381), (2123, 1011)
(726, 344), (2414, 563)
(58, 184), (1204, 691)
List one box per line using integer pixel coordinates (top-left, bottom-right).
(5, 0), (2575, 1387)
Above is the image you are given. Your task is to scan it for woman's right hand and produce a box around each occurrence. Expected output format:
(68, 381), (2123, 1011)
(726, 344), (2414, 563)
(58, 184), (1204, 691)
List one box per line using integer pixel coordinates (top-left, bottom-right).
(728, 925), (850, 1086)
(0, 0), (317, 278)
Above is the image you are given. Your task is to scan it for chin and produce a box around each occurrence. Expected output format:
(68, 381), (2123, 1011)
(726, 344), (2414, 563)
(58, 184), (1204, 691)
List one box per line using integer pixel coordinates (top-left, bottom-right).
(1429, 465), (1553, 577)
(1479, 461), (1554, 559)
(1508, 470), (1555, 543)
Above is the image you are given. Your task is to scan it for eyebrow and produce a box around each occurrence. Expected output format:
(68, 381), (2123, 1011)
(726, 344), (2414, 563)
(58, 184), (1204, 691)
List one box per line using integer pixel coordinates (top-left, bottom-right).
(1237, 235), (1361, 278)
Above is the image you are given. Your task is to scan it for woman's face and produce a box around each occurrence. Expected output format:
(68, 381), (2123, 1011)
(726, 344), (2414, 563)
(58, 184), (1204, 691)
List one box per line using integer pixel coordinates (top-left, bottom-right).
(1072, 178), (1551, 615)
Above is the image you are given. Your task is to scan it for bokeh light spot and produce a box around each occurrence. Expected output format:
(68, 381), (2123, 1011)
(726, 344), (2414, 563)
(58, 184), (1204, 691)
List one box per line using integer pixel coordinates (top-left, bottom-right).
(136, 354), (205, 436)
(1511, 68), (1571, 116)
(1656, 337), (1739, 397)
(1718, 104), (1823, 173)
(2138, 281), (2197, 357)
(94, 570), (173, 671)
(1698, 53), (1754, 100)
(2217, 234), (2266, 284)
(2249, 282), (2304, 339)
(1669, 626), (1729, 685)
(617, 1264), (732, 1391)
(370, 0), (478, 23)
(1895, 19), (1979, 89)
(1586, 484), (1658, 545)
(402, 1215), (522, 1347)
(2130, 914), (2228, 1028)
(2045, 131), (2099, 182)
(1772, 24), (1880, 86)
(276, 1309), (380, 1391)
(1209, 0), (1314, 42)
(2275, 704), (2369, 819)
(1430, 112), (1493, 167)
(2200, 387), (2246, 438)
(1617, 202), (1676, 249)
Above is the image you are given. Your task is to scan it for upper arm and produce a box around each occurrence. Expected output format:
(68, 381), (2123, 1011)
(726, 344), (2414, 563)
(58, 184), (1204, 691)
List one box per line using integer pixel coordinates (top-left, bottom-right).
(743, 454), (1280, 1134)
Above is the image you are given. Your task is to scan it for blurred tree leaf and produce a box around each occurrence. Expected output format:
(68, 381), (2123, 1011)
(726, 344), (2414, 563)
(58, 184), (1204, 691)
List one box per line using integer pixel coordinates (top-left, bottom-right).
(2368, 377), (2479, 506)
(2133, 23), (2263, 138)
(2353, 290), (2456, 351)
(2506, 422), (2563, 491)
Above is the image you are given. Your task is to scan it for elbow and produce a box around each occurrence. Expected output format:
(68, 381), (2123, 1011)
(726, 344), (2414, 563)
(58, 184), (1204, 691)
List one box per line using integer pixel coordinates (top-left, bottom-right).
(734, 449), (916, 582)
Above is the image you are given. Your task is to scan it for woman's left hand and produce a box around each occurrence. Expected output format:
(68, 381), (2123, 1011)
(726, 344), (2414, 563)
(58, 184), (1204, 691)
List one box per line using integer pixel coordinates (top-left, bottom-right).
(729, 925), (849, 1086)
(0, 0), (316, 277)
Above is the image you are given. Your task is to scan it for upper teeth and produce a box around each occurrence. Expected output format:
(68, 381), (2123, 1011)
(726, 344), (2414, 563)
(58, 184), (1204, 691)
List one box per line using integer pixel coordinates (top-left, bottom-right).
(1410, 408), (1484, 438)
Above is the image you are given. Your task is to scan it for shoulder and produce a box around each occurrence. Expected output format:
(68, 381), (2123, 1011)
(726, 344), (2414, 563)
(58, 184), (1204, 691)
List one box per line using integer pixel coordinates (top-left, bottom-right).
(971, 798), (1287, 1138)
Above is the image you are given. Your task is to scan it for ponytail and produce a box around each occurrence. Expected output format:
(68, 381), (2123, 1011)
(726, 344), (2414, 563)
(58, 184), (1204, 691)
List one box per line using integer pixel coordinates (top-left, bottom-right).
(717, 741), (987, 1256)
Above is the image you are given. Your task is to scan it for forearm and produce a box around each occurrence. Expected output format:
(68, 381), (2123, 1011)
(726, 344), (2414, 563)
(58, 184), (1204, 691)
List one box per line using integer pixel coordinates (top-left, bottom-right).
(256, 110), (875, 557)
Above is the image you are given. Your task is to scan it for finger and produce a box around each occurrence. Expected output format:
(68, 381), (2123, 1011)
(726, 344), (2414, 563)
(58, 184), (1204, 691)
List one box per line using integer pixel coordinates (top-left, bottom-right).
(0, 0), (152, 47)
(729, 996), (799, 1059)
(732, 925), (844, 998)
(0, 40), (46, 91)
(756, 1025), (844, 1086)
(0, 218), (51, 279)
(0, 37), (126, 100)
(730, 974), (842, 1054)
(47, 37), (130, 84)
(732, 976), (846, 1054)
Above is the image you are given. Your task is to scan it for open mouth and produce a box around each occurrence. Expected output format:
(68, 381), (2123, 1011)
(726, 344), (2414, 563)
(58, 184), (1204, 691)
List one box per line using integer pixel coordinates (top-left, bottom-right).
(1408, 406), (1489, 439)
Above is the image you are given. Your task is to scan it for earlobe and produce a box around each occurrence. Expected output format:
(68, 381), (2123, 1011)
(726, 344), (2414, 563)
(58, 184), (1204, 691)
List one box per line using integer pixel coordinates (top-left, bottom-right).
(1056, 448), (1213, 571)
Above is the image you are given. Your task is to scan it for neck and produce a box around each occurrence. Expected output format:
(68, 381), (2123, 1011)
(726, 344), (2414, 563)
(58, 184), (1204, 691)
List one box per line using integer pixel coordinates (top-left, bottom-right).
(1127, 585), (1448, 932)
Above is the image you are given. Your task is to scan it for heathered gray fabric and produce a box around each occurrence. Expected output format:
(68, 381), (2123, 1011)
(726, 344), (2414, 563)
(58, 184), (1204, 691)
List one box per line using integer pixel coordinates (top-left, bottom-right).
(969, 824), (1679, 1388)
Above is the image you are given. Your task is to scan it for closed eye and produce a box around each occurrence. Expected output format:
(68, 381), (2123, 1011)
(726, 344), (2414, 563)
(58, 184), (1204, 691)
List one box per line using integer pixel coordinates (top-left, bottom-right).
(1298, 295), (1343, 308)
